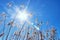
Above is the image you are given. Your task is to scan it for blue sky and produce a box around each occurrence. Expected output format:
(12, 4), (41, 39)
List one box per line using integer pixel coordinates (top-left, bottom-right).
(0, 0), (60, 40)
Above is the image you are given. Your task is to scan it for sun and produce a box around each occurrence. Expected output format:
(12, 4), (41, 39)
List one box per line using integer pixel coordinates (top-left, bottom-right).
(16, 10), (29, 22)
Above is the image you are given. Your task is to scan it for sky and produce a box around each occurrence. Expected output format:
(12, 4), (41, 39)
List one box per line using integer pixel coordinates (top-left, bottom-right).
(0, 0), (60, 40)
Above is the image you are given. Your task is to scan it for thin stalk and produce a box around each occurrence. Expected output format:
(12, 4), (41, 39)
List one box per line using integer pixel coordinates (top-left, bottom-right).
(23, 33), (26, 40)
(26, 26), (29, 40)
(38, 32), (39, 40)
(2, 16), (6, 40)
(5, 25), (12, 40)
(19, 22), (25, 40)
(22, 28), (27, 40)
